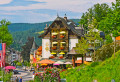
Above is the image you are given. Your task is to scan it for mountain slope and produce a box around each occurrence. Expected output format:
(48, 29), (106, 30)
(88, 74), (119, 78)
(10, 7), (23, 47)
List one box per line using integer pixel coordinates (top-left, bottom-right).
(9, 19), (80, 50)
(60, 50), (120, 82)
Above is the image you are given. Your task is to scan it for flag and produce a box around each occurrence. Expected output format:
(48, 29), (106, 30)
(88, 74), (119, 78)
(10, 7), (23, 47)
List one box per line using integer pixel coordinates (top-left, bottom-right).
(2, 43), (6, 67)
(0, 43), (2, 67)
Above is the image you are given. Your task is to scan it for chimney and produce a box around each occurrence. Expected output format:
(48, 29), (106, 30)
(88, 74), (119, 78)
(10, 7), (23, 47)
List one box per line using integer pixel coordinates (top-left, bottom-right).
(64, 14), (67, 20)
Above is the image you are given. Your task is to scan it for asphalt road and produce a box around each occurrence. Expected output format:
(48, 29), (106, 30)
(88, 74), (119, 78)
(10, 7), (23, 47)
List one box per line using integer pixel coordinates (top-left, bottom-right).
(12, 68), (33, 82)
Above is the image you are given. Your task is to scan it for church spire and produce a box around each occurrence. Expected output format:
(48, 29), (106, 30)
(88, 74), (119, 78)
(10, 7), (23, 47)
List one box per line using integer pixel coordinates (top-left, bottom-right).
(57, 13), (59, 17)
(30, 37), (37, 54)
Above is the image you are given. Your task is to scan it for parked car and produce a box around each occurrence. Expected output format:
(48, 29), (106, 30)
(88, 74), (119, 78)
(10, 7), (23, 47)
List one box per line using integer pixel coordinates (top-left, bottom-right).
(30, 68), (35, 72)
(13, 70), (19, 74)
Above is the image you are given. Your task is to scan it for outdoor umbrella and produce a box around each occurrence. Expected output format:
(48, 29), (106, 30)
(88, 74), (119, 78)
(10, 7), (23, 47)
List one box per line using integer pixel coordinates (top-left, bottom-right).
(64, 62), (72, 64)
(53, 64), (60, 65)
(41, 64), (48, 66)
(54, 61), (64, 64)
(37, 59), (55, 64)
(5, 66), (16, 70)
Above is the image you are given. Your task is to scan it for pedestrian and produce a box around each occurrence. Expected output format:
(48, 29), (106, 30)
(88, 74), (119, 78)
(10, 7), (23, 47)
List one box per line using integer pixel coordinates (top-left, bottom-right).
(32, 71), (35, 79)
(15, 76), (19, 82)
(19, 76), (22, 82)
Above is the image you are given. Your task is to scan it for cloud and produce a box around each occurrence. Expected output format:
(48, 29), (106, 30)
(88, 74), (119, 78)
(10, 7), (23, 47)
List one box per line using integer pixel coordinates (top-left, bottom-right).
(0, 0), (116, 13)
(0, 0), (13, 5)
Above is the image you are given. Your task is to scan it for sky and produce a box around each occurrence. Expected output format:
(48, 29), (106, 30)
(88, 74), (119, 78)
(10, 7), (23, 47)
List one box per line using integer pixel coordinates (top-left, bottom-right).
(0, 0), (115, 23)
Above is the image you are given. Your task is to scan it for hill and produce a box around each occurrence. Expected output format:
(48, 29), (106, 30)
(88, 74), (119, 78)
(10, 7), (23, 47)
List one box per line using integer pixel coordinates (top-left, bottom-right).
(9, 19), (80, 50)
(60, 50), (120, 82)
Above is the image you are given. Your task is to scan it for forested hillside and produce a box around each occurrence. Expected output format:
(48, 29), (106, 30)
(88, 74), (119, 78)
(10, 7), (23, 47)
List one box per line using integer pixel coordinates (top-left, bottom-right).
(9, 19), (80, 50)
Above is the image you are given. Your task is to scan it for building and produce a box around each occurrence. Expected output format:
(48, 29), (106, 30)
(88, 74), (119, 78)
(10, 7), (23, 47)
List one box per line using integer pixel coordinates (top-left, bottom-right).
(30, 39), (41, 64)
(39, 15), (84, 59)
(6, 48), (22, 65)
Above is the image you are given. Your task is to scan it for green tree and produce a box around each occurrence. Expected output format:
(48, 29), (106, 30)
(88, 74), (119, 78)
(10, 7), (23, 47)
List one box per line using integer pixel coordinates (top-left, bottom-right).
(86, 18), (103, 61)
(0, 19), (13, 46)
(80, 3), (110, 32)
(75, 37), (89, 63)
(16, 62), (22, 66)
(96, 41), (120, 61)
(21, 37), (34, 61)
(99, 0), (120, 56)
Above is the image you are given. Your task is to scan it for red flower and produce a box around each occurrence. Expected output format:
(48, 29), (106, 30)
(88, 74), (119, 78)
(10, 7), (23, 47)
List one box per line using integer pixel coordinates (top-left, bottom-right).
(60, 47), (64, 50)
(60, 35), (64, 38)
(52, 35), (56, 38)
(52, 46), (57, 50)
(59, 56), (63, 59)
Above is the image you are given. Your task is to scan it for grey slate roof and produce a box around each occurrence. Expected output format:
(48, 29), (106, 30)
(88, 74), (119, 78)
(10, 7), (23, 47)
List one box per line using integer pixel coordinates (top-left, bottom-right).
(39, 16), (84, 38)
(30, 38), (37, 54)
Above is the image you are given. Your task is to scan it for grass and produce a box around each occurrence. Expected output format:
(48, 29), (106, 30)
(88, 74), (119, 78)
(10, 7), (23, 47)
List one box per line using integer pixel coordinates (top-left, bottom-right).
(60, 50), (120, 82)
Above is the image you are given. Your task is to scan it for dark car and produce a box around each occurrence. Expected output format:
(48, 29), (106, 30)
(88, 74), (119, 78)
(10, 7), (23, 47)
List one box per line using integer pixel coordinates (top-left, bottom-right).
(30, 68), (35, 72)
(13, 70), (19, 74)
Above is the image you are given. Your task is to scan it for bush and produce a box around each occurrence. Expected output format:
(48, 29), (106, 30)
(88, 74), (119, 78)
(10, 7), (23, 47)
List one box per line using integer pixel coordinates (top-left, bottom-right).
(90, 62), (99, 67)
(16, 62), (22, 66)
(34, 67), (60, 82)
(0, 71), (12, 81)
(66, 64), (72, 69)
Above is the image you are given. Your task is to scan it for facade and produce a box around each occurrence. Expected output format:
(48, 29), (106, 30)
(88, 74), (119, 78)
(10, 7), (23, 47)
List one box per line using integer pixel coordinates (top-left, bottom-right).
(6, 48), (22, 65)
(30, 39), (41, 64)
(39, 15), (84, 59)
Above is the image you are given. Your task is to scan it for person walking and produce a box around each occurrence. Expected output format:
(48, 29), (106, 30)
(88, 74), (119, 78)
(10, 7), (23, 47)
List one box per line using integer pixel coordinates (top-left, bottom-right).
(19, 76), (22, 82)
(15, 76), (19, 82)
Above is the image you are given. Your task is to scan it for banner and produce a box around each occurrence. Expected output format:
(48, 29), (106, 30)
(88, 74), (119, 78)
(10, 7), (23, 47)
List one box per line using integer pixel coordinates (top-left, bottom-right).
(0, 43), (6, 67)
(0, 43), (2, 67)
(2, 43), (6, 67)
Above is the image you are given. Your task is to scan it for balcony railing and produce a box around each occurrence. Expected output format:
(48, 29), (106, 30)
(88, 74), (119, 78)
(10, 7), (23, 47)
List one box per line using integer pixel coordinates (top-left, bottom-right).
(52, 46), (57, 50)
(51, 35), (57, 39)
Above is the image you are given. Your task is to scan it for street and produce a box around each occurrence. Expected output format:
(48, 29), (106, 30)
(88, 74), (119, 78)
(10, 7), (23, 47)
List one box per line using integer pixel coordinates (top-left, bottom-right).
(12, 68), (33, 82)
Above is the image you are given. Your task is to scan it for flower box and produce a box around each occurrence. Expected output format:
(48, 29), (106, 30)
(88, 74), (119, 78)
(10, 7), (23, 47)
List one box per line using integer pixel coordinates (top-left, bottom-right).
(52, 35), (56, 38)
(60, 35), (64, 38)
(59, 56), (63, 59)
(60, 47), (64, 50)
(52, 46), (57, 50)
(49, 56), (55, 59)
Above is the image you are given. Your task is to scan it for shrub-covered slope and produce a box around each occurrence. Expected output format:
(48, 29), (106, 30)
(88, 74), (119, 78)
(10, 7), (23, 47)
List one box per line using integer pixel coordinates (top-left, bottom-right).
(60, 50), (120, 82)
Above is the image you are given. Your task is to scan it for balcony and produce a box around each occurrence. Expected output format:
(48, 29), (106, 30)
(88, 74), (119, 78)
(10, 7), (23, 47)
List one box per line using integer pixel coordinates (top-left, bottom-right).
(51, 35), (57, 39)
(52, 46), (57, 50)
(60, 47), (65, 50)
(60, 35), (65, 38)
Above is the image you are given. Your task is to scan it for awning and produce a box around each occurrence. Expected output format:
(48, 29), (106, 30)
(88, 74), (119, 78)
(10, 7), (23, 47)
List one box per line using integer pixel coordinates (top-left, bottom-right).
(37, 59), (55, 64)
(52, 42), (58, 44)
(41, 64), (48, 66)
(59, 52), (65, 54)
(60, 31), (65, 34)
(54, 61), (64, 64)
(51, 52), (56, 54)
(52, 32), (58, 35)
(60, 42), (66, 44)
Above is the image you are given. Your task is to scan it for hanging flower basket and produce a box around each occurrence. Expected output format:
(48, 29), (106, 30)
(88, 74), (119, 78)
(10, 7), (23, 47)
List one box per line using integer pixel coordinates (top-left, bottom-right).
(60, 47), (64, 50)
(52, 35), (56, 38)
(59, 56), (63, 59)
(60, 35), (64, 38)
(52, 46), (57, 50)
(49, 56), (55, 59)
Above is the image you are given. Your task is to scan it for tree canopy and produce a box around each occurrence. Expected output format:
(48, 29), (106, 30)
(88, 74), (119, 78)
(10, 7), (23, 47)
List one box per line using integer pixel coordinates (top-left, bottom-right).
(0, 19), (13, 46)
(21, 37), (36, 61)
